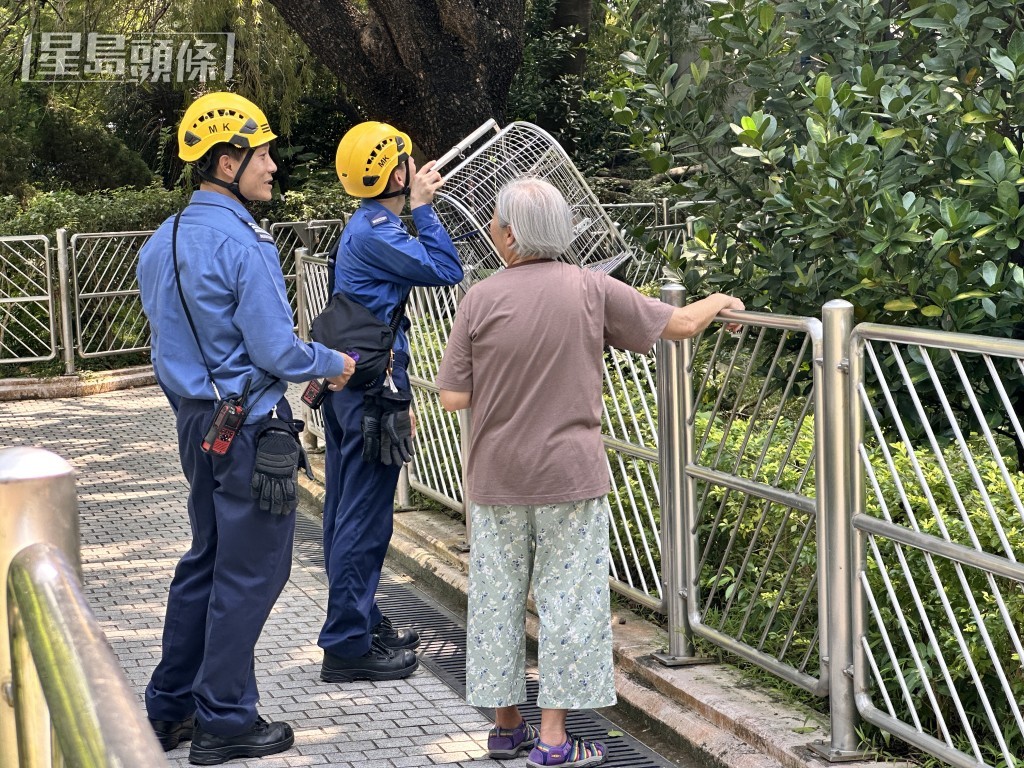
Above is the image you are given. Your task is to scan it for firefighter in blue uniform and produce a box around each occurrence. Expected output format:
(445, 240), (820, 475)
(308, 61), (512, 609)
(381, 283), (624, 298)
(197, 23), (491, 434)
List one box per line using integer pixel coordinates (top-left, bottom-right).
(137, 92), (355, 765)
(319, 122), (463, 681)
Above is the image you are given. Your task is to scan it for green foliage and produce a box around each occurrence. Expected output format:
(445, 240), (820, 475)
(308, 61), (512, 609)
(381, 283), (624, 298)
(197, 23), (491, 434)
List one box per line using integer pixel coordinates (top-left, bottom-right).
(257, 174), (357, 223)
(0, 185), (187, 237)
(33, 101), (155, 193)
(0, 1), (350, 195)
(612, 0), (1024, 337)
(508, 0), (633, 171)
(0, 174), (353, 238)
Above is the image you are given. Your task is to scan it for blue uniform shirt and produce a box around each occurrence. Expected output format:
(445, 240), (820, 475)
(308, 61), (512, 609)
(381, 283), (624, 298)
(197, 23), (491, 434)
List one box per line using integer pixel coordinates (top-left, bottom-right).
(334, 200), (463, 358)
(138, 190), (346, 419)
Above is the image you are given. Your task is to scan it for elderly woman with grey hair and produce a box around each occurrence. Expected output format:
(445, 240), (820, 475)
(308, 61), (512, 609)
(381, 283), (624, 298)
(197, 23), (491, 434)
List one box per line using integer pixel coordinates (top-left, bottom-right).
(436, 177), (744, 768)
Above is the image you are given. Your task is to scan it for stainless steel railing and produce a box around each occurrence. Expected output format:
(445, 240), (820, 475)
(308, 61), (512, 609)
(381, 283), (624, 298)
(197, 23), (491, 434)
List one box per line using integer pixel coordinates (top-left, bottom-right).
(0, 446), (167, 767)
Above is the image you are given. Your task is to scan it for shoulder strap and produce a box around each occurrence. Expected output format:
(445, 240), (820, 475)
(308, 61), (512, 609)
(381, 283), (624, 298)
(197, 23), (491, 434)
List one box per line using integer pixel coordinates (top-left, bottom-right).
(172, 210), (222, 401)
(389, 291), (410, 337)
(327, 237), (340, 297)
(172, 208), (279, 408)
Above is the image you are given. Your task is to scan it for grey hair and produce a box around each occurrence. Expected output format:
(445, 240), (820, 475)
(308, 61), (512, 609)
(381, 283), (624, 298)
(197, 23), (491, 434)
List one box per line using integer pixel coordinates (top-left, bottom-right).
(495, 177), (573, 260)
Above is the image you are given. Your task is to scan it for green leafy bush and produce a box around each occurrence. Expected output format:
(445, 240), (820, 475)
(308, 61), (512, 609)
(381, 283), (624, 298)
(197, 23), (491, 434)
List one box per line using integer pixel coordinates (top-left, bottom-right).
(33, 103), (155, 194)
(507, 0), (634, 172)
(259, 175), (358, 223)
(0, 176), (357, 239)
(0, 185), (187, 237)
(613, 0), (1024, 334)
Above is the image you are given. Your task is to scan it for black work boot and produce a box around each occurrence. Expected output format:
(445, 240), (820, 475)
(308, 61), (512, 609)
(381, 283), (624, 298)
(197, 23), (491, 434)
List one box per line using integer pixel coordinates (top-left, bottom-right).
(321, 636), (419, 682)
(373, 615), (420, 650)
(188, 716), (294, 765)
(150, 715), (195, 751)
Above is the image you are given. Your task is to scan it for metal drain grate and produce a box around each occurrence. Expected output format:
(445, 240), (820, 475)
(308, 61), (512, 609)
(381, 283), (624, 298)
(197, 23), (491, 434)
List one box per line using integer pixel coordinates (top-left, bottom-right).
(293, 511), (677, 768)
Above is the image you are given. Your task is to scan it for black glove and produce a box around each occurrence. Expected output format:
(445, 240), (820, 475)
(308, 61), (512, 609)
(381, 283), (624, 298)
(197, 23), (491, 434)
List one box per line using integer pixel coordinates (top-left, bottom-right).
(380, 407), (415, 465)
(361, 394), (382, 464)
(250, 421), (301, 515)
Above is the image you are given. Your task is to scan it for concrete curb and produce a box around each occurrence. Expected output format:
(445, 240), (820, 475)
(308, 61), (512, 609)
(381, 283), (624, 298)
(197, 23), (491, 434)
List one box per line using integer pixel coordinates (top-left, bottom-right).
(0, 366), (156, 401)
(296, 456), (880, 768)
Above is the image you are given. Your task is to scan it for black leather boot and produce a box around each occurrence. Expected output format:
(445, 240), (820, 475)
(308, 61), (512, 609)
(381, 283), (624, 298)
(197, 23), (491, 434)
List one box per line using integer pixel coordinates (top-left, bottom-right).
(149, 714), (195, 752)
(321, 636), (419, 682)
(188, 716), (294, 765)
(373, 615), (420, 650)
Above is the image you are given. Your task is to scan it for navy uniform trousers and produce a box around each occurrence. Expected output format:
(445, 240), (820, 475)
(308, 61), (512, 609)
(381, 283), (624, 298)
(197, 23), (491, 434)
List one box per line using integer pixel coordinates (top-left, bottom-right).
(318, 357), (409, 657)
(146, 396), (296, 737)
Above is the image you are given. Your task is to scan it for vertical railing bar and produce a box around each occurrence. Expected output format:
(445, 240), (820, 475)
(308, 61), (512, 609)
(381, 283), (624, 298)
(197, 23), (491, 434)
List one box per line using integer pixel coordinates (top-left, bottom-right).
(701, 326), (765, 477)
(903, 345), (1000, 548)
(56, 229), (76, 374)
(610, 451), (651, 595)
(891, 349), (1024, 753)
(748, 503), (807, 646)
(701, 488), (753, 627)
(627, 454), (660, 595)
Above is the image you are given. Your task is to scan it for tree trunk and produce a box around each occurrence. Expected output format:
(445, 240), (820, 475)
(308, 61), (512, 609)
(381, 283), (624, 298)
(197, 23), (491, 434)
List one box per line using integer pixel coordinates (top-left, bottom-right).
(551, 0), (591, 79)
(265, 0), (525, 159)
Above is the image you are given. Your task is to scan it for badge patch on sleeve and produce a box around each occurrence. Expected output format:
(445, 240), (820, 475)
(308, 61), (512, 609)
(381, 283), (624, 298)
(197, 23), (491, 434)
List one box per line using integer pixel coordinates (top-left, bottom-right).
(246, 221), (275, 243)
(370, 214), (389, 227)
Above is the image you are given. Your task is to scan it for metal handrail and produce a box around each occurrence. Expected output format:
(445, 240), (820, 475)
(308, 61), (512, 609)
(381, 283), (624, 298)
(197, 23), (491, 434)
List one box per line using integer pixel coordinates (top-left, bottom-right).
(8, 542), (168, 767)
(1, 446), (167, 767)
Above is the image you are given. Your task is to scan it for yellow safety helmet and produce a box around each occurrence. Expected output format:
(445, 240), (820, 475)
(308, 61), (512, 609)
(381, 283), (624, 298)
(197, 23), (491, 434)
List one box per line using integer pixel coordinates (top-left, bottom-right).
(335, 121), (412, 198)
(178, 92), (277, 163)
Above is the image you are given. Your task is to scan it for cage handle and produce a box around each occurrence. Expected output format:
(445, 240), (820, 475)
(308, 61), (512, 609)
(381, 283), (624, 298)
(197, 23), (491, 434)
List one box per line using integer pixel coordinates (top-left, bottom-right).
(434, 119), (501, 173)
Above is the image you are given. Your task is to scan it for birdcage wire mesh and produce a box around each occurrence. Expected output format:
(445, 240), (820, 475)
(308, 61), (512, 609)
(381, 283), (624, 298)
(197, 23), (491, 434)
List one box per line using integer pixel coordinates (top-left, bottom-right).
(434, 122), (636, 283)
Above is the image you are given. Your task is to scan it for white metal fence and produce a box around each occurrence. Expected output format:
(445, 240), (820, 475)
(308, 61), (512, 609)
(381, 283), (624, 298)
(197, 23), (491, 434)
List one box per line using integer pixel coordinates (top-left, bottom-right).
(0, 235), (56, 364)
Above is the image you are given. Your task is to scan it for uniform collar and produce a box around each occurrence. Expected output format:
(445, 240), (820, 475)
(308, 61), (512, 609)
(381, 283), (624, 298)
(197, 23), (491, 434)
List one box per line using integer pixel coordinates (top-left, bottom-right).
(189, 189), (255, 222)
(360, 199), (399, 222)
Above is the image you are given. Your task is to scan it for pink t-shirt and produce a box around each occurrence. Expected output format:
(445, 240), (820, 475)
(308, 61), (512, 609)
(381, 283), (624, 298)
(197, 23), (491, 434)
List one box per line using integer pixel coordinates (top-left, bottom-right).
(435, 260), (674, 504)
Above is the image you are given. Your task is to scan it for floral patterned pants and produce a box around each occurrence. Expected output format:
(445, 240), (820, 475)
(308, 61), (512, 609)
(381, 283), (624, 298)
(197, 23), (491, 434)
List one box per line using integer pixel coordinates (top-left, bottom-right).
(465, 496), (617, 710)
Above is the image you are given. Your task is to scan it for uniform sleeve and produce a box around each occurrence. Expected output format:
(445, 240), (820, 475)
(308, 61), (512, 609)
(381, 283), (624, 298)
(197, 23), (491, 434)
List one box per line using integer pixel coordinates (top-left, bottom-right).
(233, 243), (346, 381)
(602, 275), (676, 353)
(358, 206), (463, 287)
(435, 292), (474, 393)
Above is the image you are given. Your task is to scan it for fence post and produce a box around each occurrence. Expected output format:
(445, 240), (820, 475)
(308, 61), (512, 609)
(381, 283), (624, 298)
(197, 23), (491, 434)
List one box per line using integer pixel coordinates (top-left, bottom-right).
(293, 247), (320, 451)
(56, 229), (76, 375)
(295, 248), (310, 341)
(808, 300), (867, 761)
(0, 447), (80, 767)
(396, 466), (412, 511)
(654, 283), (699, 663)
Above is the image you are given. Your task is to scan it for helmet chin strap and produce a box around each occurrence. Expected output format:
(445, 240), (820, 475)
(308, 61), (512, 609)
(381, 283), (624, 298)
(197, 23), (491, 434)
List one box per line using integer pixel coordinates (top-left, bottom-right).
(375, 156), (410, 200)
(197, 148), (256, 204)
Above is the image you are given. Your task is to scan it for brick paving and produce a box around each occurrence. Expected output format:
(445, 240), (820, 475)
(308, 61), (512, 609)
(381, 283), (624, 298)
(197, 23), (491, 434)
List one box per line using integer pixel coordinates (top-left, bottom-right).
(0, 385), (502, 767)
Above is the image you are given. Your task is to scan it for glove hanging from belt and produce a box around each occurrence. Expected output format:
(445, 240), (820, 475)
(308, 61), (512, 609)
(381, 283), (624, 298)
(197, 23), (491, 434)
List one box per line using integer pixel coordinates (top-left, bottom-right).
(361, 386), (415, 465)
(250, 417), (310, 515)
(379, 387), (414, 465)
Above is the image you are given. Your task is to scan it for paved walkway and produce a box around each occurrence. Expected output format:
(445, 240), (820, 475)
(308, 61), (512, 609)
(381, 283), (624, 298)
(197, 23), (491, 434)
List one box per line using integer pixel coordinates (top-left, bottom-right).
(1, 385), (500, 768)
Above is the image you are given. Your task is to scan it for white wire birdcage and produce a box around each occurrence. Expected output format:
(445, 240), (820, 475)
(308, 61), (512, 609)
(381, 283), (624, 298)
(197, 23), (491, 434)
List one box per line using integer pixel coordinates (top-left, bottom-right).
(433, 120), (637, 284)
